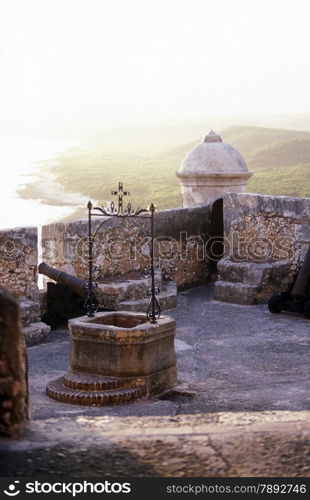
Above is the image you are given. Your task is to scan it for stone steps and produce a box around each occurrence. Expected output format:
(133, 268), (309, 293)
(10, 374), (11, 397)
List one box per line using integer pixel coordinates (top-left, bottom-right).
(214, 259), (292, 305)
(46, 371), (146, 406)
(96, 271), (177, 313)
(96, 272), (162, 309)
(20, 298), (41, 326)
(213, 281), (263, 305)
(23, 322), (51, 347)
(217, 258), (291, 285)
(117, 281), (177, 312)
(19, 297), (51, 346)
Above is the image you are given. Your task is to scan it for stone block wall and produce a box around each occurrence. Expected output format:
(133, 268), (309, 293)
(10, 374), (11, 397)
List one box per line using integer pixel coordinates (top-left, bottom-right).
(223, 193), (310, 274)
(0, 227), (39, 301)
(0, 287), (29, 436)
(41, 205), (212, 289)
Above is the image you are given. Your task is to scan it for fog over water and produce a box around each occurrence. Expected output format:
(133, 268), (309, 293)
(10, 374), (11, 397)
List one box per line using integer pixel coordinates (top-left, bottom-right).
(0, 135), (86, 229)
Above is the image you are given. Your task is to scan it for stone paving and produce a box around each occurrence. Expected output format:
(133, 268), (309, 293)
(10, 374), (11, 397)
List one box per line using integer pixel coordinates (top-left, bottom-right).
(0, 284), (309, 476)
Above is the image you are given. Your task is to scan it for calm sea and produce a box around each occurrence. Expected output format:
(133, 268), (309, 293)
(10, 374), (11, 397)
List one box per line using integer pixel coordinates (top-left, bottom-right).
(0, 135), (84, 230)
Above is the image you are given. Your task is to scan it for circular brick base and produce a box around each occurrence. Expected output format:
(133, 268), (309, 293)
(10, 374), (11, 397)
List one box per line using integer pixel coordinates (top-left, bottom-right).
(63, 370), (124, 391)
(46, 371), (145, 406)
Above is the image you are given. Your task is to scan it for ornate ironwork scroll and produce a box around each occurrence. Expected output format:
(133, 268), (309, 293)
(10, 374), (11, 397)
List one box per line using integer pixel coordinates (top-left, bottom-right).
(85, 182), (160, 323)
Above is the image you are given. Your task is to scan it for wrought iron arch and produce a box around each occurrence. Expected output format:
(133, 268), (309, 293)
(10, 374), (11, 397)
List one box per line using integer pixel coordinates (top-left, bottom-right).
(85, 182), (160, 323)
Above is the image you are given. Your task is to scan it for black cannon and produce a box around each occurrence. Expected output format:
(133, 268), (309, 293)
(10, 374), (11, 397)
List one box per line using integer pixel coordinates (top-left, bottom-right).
(39, 262), (98, 329)
(268, 246), (310, 318)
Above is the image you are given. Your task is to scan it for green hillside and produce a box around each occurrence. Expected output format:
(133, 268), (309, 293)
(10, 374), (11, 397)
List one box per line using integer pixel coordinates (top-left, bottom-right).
(19, 125), (310, 213)
(53, 150), (183, 210)
(220, 126), (310, 198)
(247, 163), (310, 198)
(221, 126), (310, 156)
(247, 139), (310, 169)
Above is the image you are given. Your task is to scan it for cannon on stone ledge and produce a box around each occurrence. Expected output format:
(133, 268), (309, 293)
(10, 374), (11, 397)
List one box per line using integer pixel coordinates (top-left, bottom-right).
(38, 262), (99, 329)
(268, 245), (310, 318)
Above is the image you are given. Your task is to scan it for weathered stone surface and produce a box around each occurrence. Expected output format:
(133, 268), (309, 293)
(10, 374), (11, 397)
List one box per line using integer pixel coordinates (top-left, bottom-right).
(19, 299), (41, 326)
(117, 281), (177, 312)
(96, 270), (177, 312)
(214, 281), (264, 305)
(46, 312), (177, 404)
(41, 205), (212, 290)
(96, 271), (162, 308)
(0, 412), (309, 477)
(0, 227), (39, 301)
(223, 193), (310, 269)
(214, 259), (293, 304)
(68, 312), (177, 392)
(23, 322), (51, 347)
(214, 193), (310, 304)
(0, 287), (28, 436)
(67, 312), (176, 397)
(19, 298), (50, 346)
(217, 258), (291, 285)
(0, 227), (51, 347)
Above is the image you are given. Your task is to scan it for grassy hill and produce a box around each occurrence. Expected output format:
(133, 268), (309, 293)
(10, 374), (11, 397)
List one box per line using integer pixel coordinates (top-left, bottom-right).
(247, 163), (310, 198)
(19, 125), (310, 214)
(221, 126), (310, 156)
(221, 127), (310, 198)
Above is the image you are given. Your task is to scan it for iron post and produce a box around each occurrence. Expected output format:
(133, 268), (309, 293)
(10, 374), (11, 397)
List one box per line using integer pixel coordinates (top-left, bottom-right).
(87, 200), (95, 317)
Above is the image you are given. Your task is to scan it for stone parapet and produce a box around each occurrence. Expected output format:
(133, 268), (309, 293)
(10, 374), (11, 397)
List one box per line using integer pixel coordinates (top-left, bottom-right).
(223, 192), (310, 269)
(214, 192), (310, 304)
(0, 227), (38, 301)
(42, 205), (212, 289)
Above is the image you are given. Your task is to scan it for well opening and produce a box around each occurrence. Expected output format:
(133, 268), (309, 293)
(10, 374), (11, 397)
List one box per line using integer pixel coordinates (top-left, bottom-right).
(87, 312), (148, 328)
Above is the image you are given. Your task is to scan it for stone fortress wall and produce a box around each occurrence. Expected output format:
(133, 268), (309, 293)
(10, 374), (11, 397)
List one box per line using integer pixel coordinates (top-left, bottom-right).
(214, 193), (310, 304)
(0, 227), (50, 346)
(41, 205), (213, 290)
(1, 192), (309, 306)
(0, 227), (39, 301)
(223, 193), (310, 269)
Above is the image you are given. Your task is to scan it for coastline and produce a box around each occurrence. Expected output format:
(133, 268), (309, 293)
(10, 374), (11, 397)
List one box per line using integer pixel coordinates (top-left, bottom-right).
(0, 135), (88, 230)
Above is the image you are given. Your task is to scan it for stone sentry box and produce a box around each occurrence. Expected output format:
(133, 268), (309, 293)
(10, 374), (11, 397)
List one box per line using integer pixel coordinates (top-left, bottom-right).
(47, 311), (177, 405)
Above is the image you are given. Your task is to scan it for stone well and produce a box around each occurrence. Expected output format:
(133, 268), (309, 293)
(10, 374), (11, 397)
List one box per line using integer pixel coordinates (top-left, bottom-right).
(47, 311), (177, 405)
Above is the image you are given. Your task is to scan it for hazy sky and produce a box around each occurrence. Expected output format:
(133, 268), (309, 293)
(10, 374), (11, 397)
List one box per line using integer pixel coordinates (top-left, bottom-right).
(1, 0), (310, 133)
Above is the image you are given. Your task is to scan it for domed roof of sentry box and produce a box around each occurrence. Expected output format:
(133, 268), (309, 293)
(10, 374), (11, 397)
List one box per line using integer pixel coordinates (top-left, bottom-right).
(178, 130), (249, 175)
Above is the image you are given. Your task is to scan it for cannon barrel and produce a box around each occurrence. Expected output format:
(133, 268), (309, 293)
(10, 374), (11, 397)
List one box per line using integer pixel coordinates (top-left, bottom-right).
(291, 246), (310, 297)
(38, 262), (88, 298)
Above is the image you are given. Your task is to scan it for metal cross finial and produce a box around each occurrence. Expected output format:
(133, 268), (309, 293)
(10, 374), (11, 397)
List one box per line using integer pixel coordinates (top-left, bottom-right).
(111, 182), (130, 198)
(110, 182), (130, 215)
(92, 181), (148, 217)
